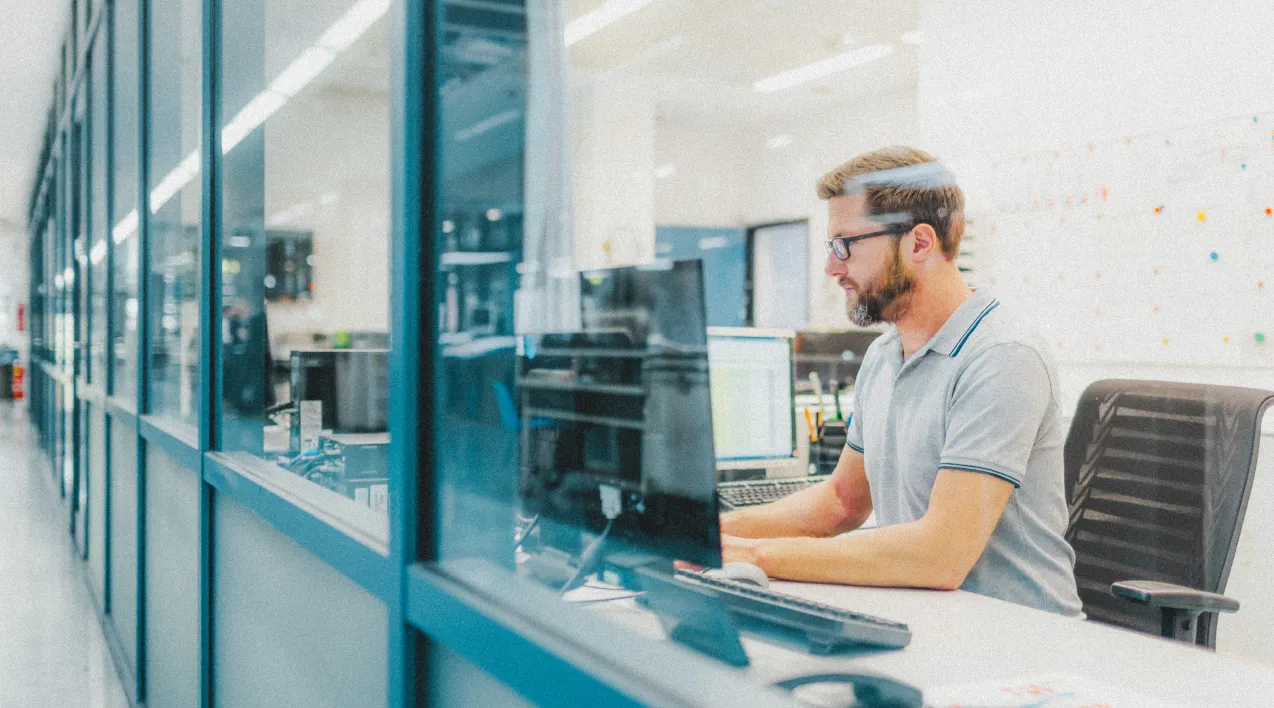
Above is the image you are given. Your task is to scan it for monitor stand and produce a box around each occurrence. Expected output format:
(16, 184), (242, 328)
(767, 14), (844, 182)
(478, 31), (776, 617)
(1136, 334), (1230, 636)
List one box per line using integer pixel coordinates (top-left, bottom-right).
(635, 567), (750, 667)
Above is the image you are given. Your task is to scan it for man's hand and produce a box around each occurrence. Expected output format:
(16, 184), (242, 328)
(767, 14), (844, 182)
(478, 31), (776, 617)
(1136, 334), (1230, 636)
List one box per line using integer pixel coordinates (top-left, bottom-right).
(720, 533), (761, 565)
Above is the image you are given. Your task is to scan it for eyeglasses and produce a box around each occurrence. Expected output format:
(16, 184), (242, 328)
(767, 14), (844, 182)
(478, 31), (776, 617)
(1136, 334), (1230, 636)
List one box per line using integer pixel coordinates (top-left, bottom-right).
(825, 224), (913, 261)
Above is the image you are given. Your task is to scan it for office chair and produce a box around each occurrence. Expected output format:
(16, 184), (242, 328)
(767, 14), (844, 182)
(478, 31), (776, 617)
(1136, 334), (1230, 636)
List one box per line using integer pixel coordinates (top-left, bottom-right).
(1064, 379), (1274, 648)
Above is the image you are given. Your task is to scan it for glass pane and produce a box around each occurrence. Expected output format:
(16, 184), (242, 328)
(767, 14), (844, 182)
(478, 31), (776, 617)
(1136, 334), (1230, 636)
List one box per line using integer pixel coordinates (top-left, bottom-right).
(111, 0), (140, 405)
(146, 0), (202, 427)
(89, 34), (108, 385)
(429, 0), (1274, 696)
(219, 0), (392, 544)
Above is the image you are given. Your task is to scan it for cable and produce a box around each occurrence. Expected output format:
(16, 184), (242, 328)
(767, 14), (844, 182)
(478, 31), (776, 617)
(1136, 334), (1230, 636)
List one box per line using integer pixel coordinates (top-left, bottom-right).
(559, 518), (615, 595)
(566, 591), (645, 605)
(513, 513), (540, 548)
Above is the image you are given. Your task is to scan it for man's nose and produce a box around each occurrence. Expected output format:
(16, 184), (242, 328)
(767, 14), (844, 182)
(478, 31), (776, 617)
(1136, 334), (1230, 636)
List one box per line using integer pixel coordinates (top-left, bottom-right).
(825, 248), (846, 278)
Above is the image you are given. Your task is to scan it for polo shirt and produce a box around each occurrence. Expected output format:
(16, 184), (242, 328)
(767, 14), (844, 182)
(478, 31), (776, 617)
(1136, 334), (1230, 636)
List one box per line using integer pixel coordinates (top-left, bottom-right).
(845, 289), (1083, 616)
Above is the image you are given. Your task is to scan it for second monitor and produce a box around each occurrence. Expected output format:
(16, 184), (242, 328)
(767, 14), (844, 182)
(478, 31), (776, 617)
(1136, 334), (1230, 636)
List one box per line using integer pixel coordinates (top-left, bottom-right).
(707, 327), (800, 477)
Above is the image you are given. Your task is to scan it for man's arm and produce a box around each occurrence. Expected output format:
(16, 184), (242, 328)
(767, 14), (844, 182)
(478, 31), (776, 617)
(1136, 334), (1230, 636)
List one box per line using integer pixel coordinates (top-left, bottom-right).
(723, 468), (1014, 590)
(720, 445), (873, 539)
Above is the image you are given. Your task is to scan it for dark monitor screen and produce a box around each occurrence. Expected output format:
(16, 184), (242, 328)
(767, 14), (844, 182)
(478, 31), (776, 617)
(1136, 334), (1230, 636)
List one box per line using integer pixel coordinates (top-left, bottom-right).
(519, 260), (721, 569)
(793, 329), (883, 389)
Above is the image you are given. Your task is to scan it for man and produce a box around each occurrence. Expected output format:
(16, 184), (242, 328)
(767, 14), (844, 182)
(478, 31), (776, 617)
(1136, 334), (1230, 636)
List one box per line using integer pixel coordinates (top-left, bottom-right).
(721, 146), (1082, 616)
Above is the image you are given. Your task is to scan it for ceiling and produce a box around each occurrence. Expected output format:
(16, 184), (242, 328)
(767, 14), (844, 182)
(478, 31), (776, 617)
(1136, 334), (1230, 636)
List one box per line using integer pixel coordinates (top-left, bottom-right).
(0, 0), (68, 233)
(567, 0), (920, 130)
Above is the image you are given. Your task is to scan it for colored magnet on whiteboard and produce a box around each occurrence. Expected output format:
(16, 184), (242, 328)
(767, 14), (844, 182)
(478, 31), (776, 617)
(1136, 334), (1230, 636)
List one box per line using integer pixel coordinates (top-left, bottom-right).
(1225, 337), (1232, 343)
(1197, 211), (1207, 222)
(1257, 332), (1267, 344)
(1242, 163), (1248, 169)
(1163, 338), (1170, 345)
(1153, 306), (1160, 312)
(1265, 207), (1272, 216)
(1210, 251), (1219, 261)
(1154, 206), (1163, 214)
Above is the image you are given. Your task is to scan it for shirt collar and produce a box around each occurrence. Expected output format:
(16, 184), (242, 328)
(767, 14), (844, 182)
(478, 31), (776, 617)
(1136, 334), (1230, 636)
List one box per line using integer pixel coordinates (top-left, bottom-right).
(917, 289), (1001, 358)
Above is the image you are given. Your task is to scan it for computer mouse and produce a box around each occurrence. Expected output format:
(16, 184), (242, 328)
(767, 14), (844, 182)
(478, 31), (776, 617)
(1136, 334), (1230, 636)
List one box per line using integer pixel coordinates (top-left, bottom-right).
(706, 561), (770, 589)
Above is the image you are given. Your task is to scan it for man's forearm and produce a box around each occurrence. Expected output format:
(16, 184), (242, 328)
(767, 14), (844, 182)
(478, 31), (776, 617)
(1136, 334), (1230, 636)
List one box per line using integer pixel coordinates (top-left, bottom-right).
(721, 481), (857, 539)
(750, 520), (965, 590)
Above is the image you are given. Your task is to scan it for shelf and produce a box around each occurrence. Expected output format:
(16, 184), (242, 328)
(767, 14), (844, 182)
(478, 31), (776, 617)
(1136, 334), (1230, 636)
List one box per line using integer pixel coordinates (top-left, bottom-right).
(518, 379), (646, 396)
(523, 407), (645, 430)
(532, 347), (648, 359)
(439, 250), (518, 266)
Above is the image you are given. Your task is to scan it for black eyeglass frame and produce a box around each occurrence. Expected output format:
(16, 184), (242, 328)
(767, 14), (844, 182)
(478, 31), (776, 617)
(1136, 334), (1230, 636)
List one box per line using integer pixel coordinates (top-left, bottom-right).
(824, 223), (914, 261)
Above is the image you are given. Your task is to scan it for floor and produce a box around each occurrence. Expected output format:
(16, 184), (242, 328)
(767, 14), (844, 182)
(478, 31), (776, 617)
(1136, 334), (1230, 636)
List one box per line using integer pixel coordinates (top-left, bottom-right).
(0, 401), (130, 708)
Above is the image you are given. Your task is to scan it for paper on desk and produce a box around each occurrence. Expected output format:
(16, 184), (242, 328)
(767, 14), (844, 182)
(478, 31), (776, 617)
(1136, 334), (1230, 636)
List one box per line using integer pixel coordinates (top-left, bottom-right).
(924, 673), (1181, 708)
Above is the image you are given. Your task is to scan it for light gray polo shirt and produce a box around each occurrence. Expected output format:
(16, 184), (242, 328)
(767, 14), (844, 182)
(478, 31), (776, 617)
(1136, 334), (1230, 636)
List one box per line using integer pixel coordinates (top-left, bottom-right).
(846, 289), (1083, 616)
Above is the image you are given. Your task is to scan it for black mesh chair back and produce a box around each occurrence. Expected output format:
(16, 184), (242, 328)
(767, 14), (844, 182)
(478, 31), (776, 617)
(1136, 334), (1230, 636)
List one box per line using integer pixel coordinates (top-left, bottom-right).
(1064, 379), (1274, 647)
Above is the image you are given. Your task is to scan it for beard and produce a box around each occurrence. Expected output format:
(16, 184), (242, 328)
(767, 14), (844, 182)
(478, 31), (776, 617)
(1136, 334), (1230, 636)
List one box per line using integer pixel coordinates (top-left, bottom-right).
(842, 243), (915, 327)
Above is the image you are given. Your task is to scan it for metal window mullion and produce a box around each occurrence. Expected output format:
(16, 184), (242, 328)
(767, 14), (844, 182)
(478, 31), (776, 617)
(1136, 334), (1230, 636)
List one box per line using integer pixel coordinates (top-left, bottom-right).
(387, 0), (435, 704)
(134, 0), (151, 700)
(198, 0), (220, 703)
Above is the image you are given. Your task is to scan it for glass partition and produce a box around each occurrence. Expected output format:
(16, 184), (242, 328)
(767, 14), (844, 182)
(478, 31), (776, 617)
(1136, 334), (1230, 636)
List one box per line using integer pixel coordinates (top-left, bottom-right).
(110, 0), (140, 405)
(89, 30), (108, 385)
(219, 0), (392, 545)
(146, 0), (202, 429)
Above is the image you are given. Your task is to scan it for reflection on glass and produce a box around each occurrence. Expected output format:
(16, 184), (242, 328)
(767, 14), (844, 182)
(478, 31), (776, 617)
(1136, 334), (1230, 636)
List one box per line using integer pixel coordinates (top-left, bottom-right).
(90, 31), (108, 386)
(147, 0), (202, 426)
(111, 0), (140, 404)
(219, 0), (391, 543)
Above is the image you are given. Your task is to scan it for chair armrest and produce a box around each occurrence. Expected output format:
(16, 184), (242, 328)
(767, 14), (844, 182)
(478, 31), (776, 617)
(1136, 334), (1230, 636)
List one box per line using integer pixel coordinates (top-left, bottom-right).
(1111, 580), (1240, 614)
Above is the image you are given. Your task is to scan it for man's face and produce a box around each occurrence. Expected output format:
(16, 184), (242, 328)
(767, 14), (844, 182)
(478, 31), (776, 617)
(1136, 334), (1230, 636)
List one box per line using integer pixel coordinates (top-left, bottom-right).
(824, 194), (915, 326)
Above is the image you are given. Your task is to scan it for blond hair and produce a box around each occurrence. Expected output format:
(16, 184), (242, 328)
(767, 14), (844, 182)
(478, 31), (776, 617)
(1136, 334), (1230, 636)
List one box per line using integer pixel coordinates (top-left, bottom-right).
(816, 146), (965, 260)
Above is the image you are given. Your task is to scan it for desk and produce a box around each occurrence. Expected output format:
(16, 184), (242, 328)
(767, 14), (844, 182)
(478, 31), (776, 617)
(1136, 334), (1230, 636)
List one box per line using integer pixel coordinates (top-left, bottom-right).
(587, 580), (1274, 707)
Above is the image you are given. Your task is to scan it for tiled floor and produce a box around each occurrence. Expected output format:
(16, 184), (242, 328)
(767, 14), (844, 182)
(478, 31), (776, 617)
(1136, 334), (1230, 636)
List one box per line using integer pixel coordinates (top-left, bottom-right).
(0, 401), (130, 708)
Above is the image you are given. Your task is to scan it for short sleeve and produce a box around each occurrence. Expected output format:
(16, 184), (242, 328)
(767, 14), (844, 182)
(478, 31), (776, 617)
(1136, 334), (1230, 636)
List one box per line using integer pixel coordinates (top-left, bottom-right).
(845, 382), (865, 453)
(939, 343), (1053, 488)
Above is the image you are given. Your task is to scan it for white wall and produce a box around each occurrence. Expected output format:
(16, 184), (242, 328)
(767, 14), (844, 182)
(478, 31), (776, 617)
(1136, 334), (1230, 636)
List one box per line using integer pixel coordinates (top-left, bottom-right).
(0, 228), (28, 361)
(919, 0), (1274, 665)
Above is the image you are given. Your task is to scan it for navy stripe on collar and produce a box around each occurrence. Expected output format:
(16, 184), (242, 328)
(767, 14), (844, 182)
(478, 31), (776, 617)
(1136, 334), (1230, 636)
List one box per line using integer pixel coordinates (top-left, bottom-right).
(949, 300), (1000, 358)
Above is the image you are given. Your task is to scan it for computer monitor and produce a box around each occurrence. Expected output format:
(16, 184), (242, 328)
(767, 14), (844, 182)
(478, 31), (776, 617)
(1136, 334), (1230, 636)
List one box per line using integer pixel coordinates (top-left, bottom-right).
(519, 259), (721, 572)
(706, 327), (797, 473)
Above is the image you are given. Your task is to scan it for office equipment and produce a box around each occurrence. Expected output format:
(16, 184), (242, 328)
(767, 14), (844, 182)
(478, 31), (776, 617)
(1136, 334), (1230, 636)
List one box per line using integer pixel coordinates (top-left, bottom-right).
(705, 561), (769, 589)
(717, 475), (829, 510)
(672, 568), (913, 654)
(707, 327), (797, 475)
(1064, 379), (1274, 647)
(289, 348), (390, 445)
(520, 260), (910, 665)
(519, 260), (722, 574)
(794, 330), (882, 389)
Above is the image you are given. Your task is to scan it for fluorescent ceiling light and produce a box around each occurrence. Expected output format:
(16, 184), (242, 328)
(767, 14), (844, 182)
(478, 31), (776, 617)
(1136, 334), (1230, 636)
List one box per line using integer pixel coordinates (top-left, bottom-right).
(89, 240), (107, 265)
(456, 110), (522, 142)
(269, 47), (337, 98)
(767, 134), (793, 149)
(753, 43), (894, 94)
(111, 0), (389, 243)
(902, 30), (923, 45)
(565, 0), (658, 47)
(113, 210), (139, 244)
(316, 0), (390, 53)
(150, 150), (201, 213)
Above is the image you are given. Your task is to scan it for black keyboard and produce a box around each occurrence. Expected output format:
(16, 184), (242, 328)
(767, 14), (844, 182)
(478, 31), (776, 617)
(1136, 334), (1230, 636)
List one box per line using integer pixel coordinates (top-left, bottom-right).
(674, 569), (912, 654)
(717, 475), (829, 509)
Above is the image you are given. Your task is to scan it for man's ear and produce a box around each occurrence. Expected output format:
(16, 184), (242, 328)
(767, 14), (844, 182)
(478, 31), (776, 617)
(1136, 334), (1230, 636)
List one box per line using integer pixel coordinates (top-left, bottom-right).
(908, 223), (940, 261)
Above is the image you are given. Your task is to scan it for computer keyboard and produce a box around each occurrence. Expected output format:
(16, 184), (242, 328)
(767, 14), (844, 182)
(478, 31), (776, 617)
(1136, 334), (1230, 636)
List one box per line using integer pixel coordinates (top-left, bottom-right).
(674, 569), (912, 653)
(717, 475), (829, 509)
